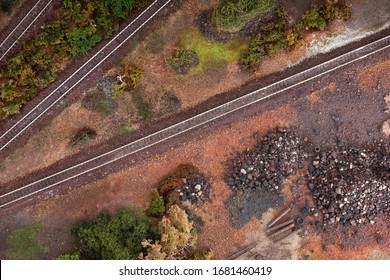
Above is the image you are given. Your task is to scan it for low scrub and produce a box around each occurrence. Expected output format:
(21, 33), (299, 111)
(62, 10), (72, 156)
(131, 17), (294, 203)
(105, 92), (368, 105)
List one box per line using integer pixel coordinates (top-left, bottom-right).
(241, 1), (352, 69)
(212, 0), (277, 32)
(68, 126), (97, 147)
(166, 49), (199, 75)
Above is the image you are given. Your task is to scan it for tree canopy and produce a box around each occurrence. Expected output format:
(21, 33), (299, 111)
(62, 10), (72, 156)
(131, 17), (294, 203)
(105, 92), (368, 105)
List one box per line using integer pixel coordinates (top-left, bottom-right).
(71, 209), (157, 260)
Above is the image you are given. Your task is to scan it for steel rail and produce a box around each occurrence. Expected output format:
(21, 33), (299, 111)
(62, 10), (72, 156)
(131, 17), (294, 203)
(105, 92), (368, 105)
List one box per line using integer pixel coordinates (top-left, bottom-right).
(0, 0), (53, 60)
(0, 34), (389, 208)
(0, 0), (172, 152)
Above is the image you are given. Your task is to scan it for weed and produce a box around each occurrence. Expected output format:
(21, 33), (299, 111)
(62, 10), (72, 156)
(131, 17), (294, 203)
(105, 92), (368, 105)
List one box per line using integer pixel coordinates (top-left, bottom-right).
(4, 223), (49, 260)
(166, 49), (199, 75)
(132, 91), (150, 120)
(116, 125), (134, 137)
(212, 0), (277, 32)
(69, 126), (97, 147)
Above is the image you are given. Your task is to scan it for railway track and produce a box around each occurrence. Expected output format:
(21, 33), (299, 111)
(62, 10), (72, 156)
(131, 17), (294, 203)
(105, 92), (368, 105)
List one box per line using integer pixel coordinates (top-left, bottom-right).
(0, 34), (389, 209)
(0, 0), (172, 154)
(0, 0), (53, 61)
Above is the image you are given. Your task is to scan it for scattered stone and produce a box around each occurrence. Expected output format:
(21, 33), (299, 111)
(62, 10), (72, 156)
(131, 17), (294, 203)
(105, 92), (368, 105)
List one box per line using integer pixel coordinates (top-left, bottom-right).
(226, 128), (307, 193)
(307, 139), (389, 226)
(377, 237), (385, 244)
(179, 172), (211, 205)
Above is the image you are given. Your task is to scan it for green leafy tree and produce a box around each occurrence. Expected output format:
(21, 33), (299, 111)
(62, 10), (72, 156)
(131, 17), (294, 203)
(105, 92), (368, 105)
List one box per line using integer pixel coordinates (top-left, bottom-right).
(72, 209), (156, 260)
(105, 0), (134, 18)
(66, 28), (102, 56)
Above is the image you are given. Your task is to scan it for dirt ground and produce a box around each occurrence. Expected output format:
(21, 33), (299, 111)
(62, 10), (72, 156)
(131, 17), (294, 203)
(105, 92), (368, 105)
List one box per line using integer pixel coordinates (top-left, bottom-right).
(0, 44), (388, 259)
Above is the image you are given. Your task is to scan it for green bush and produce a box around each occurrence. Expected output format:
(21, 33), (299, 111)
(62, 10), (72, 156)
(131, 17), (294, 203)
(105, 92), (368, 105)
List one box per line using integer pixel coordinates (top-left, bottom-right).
(0, 0), (16, 13)
(301, 1), (352, 31)
(301, 5), (326, 30)
(241, 6), (289, 69)
(212, 0), (277, 32)
(55, 252), (81, 260)
(166, 49), (199, 75)
(68, 126), (97, 147)
(147, 189), (165, 217)
(0, 0), (144, 118)
(71, 209), (157, 260)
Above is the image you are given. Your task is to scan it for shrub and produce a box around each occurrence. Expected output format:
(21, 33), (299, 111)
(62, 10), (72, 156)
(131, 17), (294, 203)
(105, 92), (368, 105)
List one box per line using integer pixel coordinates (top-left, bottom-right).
(148, 189), (165, 217)
(241, 1), (352, 70)
(301, 1), (352, 31)
(166, 49), (199, 75)
(68, 127), (97, 147)
(301, 5), (326, 30)
(141, 205), (196, 260)
(0, 0), (16, 13)
(55, 252), (81, 260)
(72, 209), (157, 260)
(212, 0), (277, 32)
(115, 125), (134, 137)
(193, 250), (213, 260)
(241, 6), (288, 69)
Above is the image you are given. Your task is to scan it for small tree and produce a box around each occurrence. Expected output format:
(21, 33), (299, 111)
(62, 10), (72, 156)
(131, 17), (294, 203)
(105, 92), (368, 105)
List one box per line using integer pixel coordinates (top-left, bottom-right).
(147, 189), (165, 217)
(72, 209), (155, 260)
(141, 205), (196, 260)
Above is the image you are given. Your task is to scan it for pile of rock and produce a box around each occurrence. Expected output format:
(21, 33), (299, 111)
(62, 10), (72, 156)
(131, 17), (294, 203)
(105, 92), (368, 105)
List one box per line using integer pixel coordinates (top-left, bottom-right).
(226, 128), (307, 192)
(307, 140), (390, 226)
(179, 173), (211, 204)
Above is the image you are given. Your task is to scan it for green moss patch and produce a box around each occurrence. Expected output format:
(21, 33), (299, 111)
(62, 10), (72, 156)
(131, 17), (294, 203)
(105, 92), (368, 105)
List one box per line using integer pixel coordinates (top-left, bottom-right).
(179, 29), (248, 75)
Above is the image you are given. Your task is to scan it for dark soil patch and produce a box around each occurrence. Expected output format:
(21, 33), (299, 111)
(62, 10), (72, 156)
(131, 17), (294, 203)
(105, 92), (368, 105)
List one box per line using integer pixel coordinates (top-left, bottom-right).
(157, 91), (182, 116)
(82, 91), (116, 115)
(295, 75), (389, 149)
(68, 127), (97, 148)
(96, 76), (119, 96)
